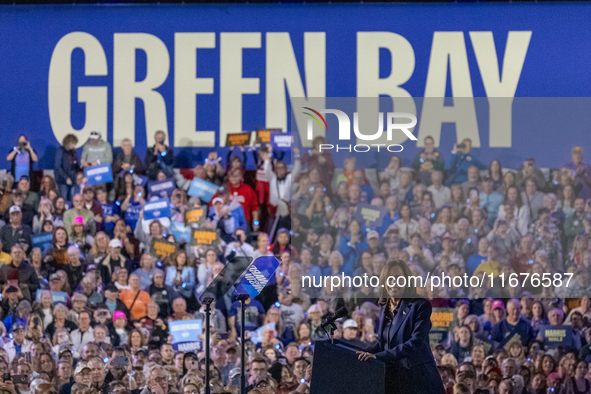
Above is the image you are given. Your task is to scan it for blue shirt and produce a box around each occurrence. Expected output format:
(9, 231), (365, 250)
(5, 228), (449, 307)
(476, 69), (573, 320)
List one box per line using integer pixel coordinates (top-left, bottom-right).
(105, 300), (117, 313)
(466, 254), (487, 276)
(14, 150), (30, 182)
(229, 299), (265, 333)
(480, 191), (504, 227)
(125, 200), (142, 231)
(101, 202), (120, 237)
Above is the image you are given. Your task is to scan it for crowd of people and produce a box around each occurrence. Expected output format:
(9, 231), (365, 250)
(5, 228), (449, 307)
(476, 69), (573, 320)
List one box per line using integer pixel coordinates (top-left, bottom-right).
(1, 129), (591, 394)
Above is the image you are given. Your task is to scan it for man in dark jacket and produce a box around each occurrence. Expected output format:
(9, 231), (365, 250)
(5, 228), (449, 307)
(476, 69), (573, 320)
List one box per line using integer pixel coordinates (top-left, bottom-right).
(113, 138), (145, 176)
(55, 134), (80, 202)
(0, 205), (32, 253)
(4, 191), (36, 229)
(145, 130), (174, 181)
(0, 244), (39, 300)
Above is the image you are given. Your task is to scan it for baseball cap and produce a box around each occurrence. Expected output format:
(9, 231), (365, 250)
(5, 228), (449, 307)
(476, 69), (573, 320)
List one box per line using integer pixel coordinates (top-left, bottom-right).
(89, 130), (101, 140)
(212, 197), (224, 205)
(74, 216), (84, 225)
(74, 363), (91, 375)
(86, 264), (97, 272)
(18, 175), (29, 183)
(573, 146), (583, 153)
(367, 230), (379, 240)
(12, 322), (25, 332)
(343, 319), (358, 329)
(50, 273), (60, 281)
(58, 341), (74, 355)
(113, 311), (126, 322)
(442, 232), (454, 241)
(492, 300), (505, 310)
(109, 239), (122, 248)
(9, 206), (21, 214)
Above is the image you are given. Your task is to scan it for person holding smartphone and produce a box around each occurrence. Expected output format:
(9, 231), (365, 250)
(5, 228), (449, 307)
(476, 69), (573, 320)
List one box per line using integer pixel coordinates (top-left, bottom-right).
(6, 135), (38, 187)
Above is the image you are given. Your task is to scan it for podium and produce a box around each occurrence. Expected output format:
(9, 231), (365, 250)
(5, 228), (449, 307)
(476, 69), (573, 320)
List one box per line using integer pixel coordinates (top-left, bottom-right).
(310, 340), (385, 394)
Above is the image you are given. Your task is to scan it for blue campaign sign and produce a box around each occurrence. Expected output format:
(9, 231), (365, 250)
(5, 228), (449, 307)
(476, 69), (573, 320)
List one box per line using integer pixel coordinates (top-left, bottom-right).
(270, 132), (291, 151)
(143, 198), (171, 220)
(169, 221), (192, 243)
(169, 319), (203, 344)
(172, 341), (202, 352)
(187, 178), (218, 202)
(235, 256), (281, 298)
(85, 164), (113, 186)
(148, 180), (176, 199)
(32, 232), (53, 252)
(36, 290), (68, 305)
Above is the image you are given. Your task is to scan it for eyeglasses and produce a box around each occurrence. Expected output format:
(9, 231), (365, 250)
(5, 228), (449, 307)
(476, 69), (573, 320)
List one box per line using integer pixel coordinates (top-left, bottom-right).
(256, 382), (270, 388)
(152, 377), (167, 384)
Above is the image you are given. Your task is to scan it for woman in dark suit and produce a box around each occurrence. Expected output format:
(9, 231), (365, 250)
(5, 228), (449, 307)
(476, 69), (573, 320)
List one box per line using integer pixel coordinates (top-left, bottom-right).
(357, 260), (445, 394)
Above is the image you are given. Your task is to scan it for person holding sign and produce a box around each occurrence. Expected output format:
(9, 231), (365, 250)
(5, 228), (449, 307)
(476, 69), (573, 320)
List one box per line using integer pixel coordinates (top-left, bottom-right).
(537, 308), (581, 354)
(81, 130), (112, 168)
(210, 190), (247, 244)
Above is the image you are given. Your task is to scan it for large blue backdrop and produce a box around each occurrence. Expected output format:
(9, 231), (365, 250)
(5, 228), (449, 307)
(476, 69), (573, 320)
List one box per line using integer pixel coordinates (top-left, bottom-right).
(0, 4), (590, 170)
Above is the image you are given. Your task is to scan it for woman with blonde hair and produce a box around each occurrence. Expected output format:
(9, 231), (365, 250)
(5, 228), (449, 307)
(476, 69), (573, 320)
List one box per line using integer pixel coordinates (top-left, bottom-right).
(323, 251), (344, 276)
(33, 198), (56, 234)
(165, 250), (196, 307)
(88, 231), (110, 264)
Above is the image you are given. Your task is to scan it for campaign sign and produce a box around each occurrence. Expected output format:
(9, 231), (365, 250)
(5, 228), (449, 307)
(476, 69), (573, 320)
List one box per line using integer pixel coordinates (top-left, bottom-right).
(169, 222), (192, 243)
(184, 208), (206, 226)
(32, 232), (53, 252)
(148, 180), (176, 199)
(172, 341), (202, 352)
(133, 174), (149, 188)
(249, 322), (276, 345)
(270, 132), (292, 151)
(169, 319), (203, 344)
(431, 308), (455, 330)
(187, 178), (218, 202)
(143, 198), (171, 221)
(235, 256), (281, 298)
(354, 204), (387, 228)
(191, 228), (220, 247)
(85, 164), (113, 186)
(35, 290), (68, 305)
(150, 238), (178, 259)
(225, 132), (251, 147)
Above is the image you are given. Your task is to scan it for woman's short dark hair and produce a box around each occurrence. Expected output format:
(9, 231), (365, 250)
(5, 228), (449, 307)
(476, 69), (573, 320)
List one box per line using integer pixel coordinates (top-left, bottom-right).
(378, 260), (417, 305)
(62, 134), (78, 147)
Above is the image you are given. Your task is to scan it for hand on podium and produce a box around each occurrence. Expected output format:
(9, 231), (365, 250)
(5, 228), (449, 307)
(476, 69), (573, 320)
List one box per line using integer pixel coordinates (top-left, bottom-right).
(356, 351), (377, 361)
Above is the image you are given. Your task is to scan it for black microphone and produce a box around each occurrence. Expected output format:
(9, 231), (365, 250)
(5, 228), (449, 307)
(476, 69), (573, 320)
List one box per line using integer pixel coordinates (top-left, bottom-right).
(320, 307), (348, 330)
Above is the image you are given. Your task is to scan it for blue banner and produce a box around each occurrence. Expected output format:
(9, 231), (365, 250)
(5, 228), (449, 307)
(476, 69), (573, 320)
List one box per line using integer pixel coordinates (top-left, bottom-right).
(169, 319), (203, 344)
(148, 180), (176, 199)
(84, 164), (113, 186)
(270, 132), (292, 151)
(143, 198), (171, 220)
(32, 232), (53, 252)
(172, 341), (202, 352)
(1, 4), (591, 170)
(36, 290), (68, 305)
(169, 221), (192, 243)
(235, 256), (281, 298)
(187, 178), (218, 202)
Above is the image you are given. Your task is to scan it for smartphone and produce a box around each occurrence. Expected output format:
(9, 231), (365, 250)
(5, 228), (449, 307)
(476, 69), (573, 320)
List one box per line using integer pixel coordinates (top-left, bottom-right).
(113, 356), (129, 368)
(2, 373), (11, 382)
(12, 375), (28, 384)
(456, 143), (466, 149)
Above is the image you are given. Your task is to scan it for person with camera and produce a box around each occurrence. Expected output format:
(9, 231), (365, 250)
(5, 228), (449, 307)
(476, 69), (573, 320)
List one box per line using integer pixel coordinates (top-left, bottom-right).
(6, 135), (38, 186)
(446, 138), (487, 186)
(145, 130), (174, 181)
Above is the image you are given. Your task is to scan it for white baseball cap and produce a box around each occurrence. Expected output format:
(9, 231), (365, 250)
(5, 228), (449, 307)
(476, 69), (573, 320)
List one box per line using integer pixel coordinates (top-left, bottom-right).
(212, 197), (224, 205)
(9, 206), (21, 214)
(89, 130), (101, 140)
(109, 239), (122, 248)
(343, 319), (358, 329)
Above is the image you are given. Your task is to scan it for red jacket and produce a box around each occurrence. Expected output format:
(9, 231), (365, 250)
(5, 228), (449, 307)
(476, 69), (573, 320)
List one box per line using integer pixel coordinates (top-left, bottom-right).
(210, 182), (259, 225)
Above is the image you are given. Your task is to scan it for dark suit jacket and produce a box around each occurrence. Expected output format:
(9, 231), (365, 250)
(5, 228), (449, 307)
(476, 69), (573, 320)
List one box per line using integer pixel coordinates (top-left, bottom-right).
(367, 298), (445, 394)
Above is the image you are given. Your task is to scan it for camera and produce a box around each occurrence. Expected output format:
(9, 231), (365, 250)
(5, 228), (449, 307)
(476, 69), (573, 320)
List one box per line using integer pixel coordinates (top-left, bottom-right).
(18, 142), (26, 150)
(456, 143), (466, 149)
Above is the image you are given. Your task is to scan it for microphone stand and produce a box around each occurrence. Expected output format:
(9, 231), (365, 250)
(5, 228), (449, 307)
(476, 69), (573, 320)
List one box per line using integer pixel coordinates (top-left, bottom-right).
(237, 294), (249, 394)
(201, 293), (214, 394)
(320, 322), (337, 345)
